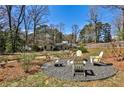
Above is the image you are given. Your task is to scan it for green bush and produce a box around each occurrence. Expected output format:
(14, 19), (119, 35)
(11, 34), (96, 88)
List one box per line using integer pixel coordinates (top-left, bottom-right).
(78, 43), (88, 53)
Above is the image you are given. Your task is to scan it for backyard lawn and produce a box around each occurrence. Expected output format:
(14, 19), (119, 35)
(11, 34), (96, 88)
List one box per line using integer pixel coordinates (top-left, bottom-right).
(0, 48), (124, 87)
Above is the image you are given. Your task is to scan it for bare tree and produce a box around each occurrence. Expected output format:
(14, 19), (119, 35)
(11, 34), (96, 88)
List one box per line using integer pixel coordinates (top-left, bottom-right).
(50, 24), (56, 45)
(58, 23), (64, 42)
(119, 6), (124, 40)
(12, 5), (25, 52)
(72, 24), (79, 44)
(0, 6), (7, 30)
(3, 5), (15, 53)
(6, 5), (13, 31)
(0, 6), (7, 54)
(23, 6), (32, 47)
(115, 15), (122, 32)
(0, 6), (25, 52)
(89, 6), (99, 43)
(28, 5), (48, 45)
(14, 6), (25, 34)
(103, 5), (124, 40)
(113, 14), (123, 40)
(44, 24), (48, 45)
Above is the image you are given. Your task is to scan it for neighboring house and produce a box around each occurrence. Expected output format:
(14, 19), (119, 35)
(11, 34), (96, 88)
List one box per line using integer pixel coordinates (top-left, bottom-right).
(112, 35), (120, 41)
(27, 25), (77, 51)
(54, 41), (77, 50)
(24, 45), (32, 51)
(54, 43), (69, 50)
(81, 33), (96, 43)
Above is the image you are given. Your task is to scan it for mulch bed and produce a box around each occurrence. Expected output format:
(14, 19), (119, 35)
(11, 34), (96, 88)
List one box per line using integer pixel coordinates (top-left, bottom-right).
(104, 57), (124, 71)
(0, 59), (46, 82)
(0, 62), (25, 82)
(0, 55), (123, 82)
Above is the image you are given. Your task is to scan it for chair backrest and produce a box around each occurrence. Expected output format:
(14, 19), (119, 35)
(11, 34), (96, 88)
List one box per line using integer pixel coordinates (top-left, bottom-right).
(70, 61), (74, 64)
(67, 60), (74, 65)
(76, 50), (82, 57)
(73, 63), (84, 71)
(99, 51), (104, 58)
(55, 59), (59, 63)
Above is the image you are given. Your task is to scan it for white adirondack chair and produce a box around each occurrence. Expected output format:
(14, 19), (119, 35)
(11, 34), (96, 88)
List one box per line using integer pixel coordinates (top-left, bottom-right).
(90, 51), (104, 64)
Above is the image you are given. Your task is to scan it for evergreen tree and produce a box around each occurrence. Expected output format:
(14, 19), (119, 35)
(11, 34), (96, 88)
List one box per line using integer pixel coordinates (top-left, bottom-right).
(96, 22), (103, 42)
(102, 23), (112, 42)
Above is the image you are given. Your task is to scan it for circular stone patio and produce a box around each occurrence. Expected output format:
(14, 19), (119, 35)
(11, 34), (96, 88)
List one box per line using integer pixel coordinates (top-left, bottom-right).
(42, 60), (118, 81)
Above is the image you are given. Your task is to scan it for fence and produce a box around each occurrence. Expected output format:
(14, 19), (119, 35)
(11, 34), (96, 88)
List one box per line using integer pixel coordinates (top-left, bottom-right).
(85, 41), (124, 48)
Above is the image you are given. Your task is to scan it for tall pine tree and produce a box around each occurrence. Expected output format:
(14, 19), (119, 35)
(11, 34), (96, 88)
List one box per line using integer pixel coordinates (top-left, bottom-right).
(102, 23), (112, 42)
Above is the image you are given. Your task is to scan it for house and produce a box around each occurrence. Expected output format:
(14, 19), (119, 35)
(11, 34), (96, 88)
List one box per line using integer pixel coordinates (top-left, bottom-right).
(54, 41), (77, 50)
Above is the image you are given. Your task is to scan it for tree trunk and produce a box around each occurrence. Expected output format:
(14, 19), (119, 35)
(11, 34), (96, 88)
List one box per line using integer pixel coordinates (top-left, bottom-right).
(33, 22), (36, 45)
(74, 32), (77, 44)
(6, 6), (14, 53)
(44, 26), (47, 51)
(13, 27), (19, 52)
(94, 22), (97, 43)
(122, 9), (124, 40)
(24, 18), (28, 47)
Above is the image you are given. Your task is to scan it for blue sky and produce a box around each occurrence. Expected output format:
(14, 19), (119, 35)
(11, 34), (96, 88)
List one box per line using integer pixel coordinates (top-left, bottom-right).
(48, 5), (121, 36)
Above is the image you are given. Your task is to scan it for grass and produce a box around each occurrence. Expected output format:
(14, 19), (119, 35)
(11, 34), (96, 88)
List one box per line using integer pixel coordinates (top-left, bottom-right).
(0, 48), (124, 87)
(0, 71), (123, 87)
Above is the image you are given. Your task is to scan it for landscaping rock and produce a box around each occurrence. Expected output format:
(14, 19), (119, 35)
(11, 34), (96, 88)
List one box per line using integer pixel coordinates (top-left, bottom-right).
(35, 56), (47, 60)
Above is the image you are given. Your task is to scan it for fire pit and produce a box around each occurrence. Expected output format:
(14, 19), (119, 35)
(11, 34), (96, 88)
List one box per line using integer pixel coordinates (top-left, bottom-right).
(42, 59), (118, 81)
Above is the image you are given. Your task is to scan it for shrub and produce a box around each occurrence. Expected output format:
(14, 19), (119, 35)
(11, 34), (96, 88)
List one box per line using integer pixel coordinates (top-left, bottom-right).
(78, 43), (88, 53)
(20, 53), (37, 73)
(32, 45), (40, 51)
